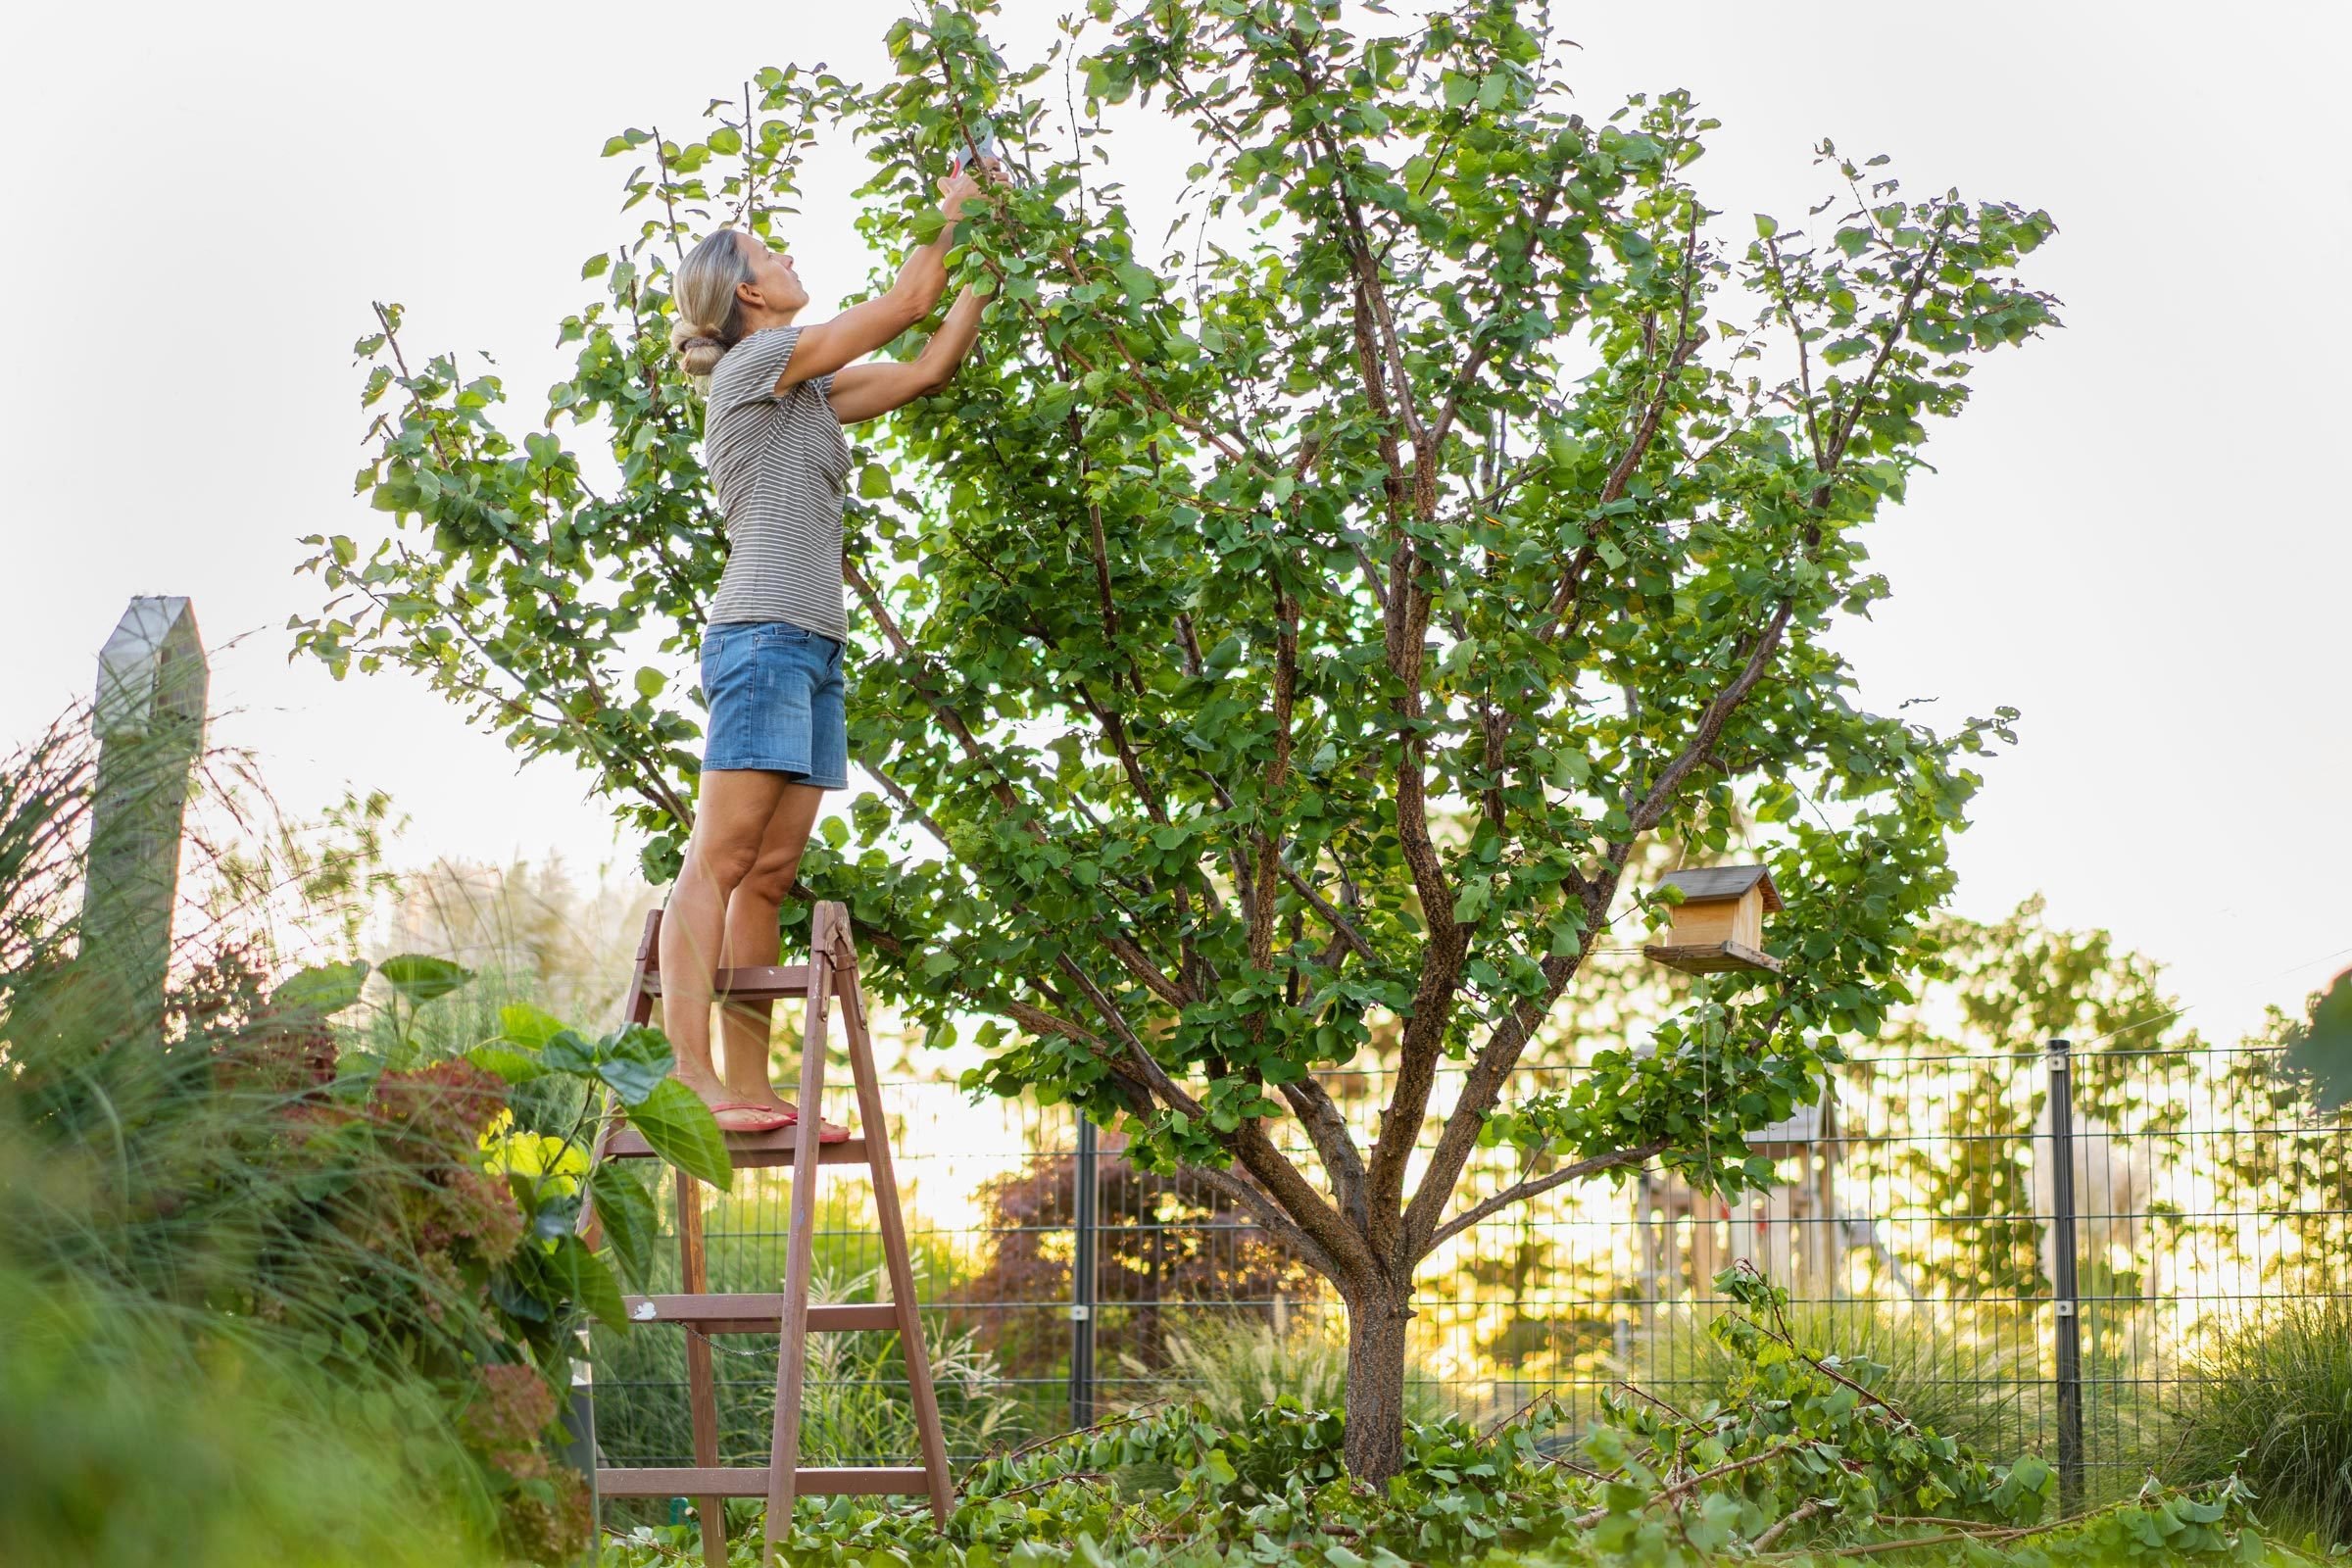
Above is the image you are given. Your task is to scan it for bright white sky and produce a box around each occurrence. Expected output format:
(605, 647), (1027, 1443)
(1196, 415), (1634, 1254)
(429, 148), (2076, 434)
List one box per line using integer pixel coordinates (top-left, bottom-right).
(3, 2), (2345, 1044)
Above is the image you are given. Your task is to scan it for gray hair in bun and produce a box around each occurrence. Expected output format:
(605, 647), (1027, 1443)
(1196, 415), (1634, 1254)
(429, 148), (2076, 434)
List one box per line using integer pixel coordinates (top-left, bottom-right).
(669, 227), (756, 384)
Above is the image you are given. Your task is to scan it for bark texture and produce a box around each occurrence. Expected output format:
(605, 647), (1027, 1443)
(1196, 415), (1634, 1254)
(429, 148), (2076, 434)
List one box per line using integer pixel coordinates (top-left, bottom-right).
(1342, 1285), (1413, 1481)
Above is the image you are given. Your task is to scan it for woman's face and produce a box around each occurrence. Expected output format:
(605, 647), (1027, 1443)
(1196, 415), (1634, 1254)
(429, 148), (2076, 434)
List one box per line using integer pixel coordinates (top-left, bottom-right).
(733, 231), (809, 320)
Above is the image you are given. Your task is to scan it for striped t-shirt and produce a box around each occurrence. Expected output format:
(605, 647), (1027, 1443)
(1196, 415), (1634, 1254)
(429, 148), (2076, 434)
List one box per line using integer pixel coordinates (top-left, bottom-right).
(703, 325), (854, 641)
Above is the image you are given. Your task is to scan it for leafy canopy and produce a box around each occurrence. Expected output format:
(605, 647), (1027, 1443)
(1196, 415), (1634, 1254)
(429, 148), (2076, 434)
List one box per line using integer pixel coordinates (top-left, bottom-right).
(294, 0), (2056, 1300)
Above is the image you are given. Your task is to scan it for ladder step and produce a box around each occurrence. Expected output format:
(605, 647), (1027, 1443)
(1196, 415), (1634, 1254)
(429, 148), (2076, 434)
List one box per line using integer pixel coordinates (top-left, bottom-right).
(605, 1128), (867, 1168)
(642, 964), (810, 1003)
(597, 1466), (934, 1497)
(624, 1296), (900, 1333)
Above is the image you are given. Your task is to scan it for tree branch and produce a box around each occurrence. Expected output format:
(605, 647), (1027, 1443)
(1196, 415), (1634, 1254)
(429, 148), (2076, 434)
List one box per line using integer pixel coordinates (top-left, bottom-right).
(1179, 1160), (1341, 1281)
(1428, 1139), (1668, 1249)
(1277, 1073), (1367, 1232)
(1627, 601), (1795, 835)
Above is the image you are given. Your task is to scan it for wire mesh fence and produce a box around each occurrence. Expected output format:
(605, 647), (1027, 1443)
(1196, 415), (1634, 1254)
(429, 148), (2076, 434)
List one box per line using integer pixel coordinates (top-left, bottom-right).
(589, 1038), (2348, 1500)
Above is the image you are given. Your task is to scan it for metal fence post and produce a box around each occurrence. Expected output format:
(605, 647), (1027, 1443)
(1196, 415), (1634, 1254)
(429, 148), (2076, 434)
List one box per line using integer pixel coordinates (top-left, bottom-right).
(2045, 1037), (2084, 1511)
(1070, 1110), (1099, 1431)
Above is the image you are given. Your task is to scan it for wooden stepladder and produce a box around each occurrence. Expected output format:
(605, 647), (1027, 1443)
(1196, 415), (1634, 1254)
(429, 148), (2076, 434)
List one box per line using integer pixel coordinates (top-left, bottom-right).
(584, 900), (953, 1566)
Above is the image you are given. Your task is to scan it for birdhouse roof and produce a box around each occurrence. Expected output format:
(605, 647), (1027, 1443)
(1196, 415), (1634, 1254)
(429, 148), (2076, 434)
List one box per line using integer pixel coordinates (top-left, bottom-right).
(1659, 864), (1782, 911)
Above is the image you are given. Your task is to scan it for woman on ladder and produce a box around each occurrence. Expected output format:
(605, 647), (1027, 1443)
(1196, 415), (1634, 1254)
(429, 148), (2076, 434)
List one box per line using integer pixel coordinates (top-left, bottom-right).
(662, 162), (992, 1134)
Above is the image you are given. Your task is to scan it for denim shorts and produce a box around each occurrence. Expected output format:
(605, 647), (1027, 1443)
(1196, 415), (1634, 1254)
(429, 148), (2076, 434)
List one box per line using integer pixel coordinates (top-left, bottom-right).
(699, 620), (850, 788)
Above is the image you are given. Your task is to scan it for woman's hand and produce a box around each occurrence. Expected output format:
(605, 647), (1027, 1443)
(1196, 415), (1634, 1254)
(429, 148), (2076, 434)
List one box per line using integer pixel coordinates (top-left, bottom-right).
(935, 159), (1007, 221)
(936, 167), (985, 221)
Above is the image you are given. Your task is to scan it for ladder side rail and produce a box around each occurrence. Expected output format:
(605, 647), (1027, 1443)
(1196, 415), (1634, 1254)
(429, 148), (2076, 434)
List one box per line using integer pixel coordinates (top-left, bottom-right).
(761, 903), (837, 1562)
(836, 925), (955, 1525)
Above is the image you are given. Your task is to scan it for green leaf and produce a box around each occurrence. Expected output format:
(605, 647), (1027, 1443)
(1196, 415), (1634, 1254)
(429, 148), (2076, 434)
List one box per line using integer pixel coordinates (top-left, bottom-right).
(586, 1162), (660, 1291)
(552, 1232), (632, 1330)
(626, 1078), (734, 1191)
(596, 1024), (676, 1105)
(1113, 263), (1160, 305)
(498, 1003), (569, 1052)
(377, 954), (474, 1004)
(271, 960), (368, 1016)
(632, 665), (666, 700)
(538, 1029), (598, 1076)
(466, 1045), (550, 1084)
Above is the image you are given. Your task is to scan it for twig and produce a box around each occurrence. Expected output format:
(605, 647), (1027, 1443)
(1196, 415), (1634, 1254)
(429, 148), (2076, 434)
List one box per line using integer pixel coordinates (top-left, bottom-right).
(971, 1401), (1168, 1475)
(974, 1469), (1111, 1502)
(603, 1525), (696, 1561)
(649, 124), (685, 261)
(1571, 1439), (1806, 1528)
(1751, 1496), (1828, 1551)
(1612, 1379), (1705, 1434)
(1137, 1494), (1202, 1545)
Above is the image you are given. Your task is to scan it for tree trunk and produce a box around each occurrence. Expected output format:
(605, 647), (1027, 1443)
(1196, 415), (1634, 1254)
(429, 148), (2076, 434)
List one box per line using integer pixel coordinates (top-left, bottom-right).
(1342, 1286), (1412, 1482)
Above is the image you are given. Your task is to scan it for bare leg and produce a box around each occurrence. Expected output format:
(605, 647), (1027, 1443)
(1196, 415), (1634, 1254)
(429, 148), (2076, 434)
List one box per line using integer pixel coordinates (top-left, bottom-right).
(712, 783), (826, 1114)
(661, 768), (789, 1131)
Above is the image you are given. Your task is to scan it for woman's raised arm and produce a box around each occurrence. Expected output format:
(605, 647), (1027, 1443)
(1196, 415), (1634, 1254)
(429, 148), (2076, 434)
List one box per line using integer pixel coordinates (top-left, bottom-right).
(824, 284), (986, 424)
(773, 170), (985, 392)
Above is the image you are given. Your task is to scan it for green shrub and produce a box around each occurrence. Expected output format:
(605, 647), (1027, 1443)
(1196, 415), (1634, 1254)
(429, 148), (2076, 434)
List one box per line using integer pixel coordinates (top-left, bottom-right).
(1627, 1298), (2034, 1455)
(2159, 1295), (2352, 1548)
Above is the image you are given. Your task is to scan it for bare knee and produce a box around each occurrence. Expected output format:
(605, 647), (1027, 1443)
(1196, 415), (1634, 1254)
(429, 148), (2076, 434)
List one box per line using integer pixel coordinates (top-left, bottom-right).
(737, 848), (803, 908)
(687, 836), (763, 895)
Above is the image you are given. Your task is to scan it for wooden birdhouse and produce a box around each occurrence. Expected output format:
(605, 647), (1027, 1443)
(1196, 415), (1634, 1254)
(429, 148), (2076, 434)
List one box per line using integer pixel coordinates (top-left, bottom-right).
(1643, 864), (1782, 975)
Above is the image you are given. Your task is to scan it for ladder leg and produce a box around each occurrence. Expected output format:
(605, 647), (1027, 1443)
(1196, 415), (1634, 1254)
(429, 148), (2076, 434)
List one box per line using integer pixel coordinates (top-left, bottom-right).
(762, 904), (835, 1563)
(677, 1175), (727, 1568)
(837, 922), (955, 1525)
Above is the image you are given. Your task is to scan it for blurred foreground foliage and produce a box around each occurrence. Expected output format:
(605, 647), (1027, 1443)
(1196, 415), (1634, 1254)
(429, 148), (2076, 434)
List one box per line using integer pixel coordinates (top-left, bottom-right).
(0, 710), (721, 1563)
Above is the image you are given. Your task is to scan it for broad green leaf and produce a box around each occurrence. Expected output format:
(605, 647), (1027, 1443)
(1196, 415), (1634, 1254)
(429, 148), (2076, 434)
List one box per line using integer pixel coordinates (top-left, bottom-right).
(586, 1161), (661, 1290)
(498, 1003), (568, 1052)
(595, 1023), (675, 1105)
(1113, 263), (1159, 305)
(467, 1044), (550, 1084)
(272, 960), (368, 1015)
(552, 1232), (632, 1330)
(626, 1078), (733, 1191)
(377, 954), (474, 1004)
(538, 1029), (598, 1076)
